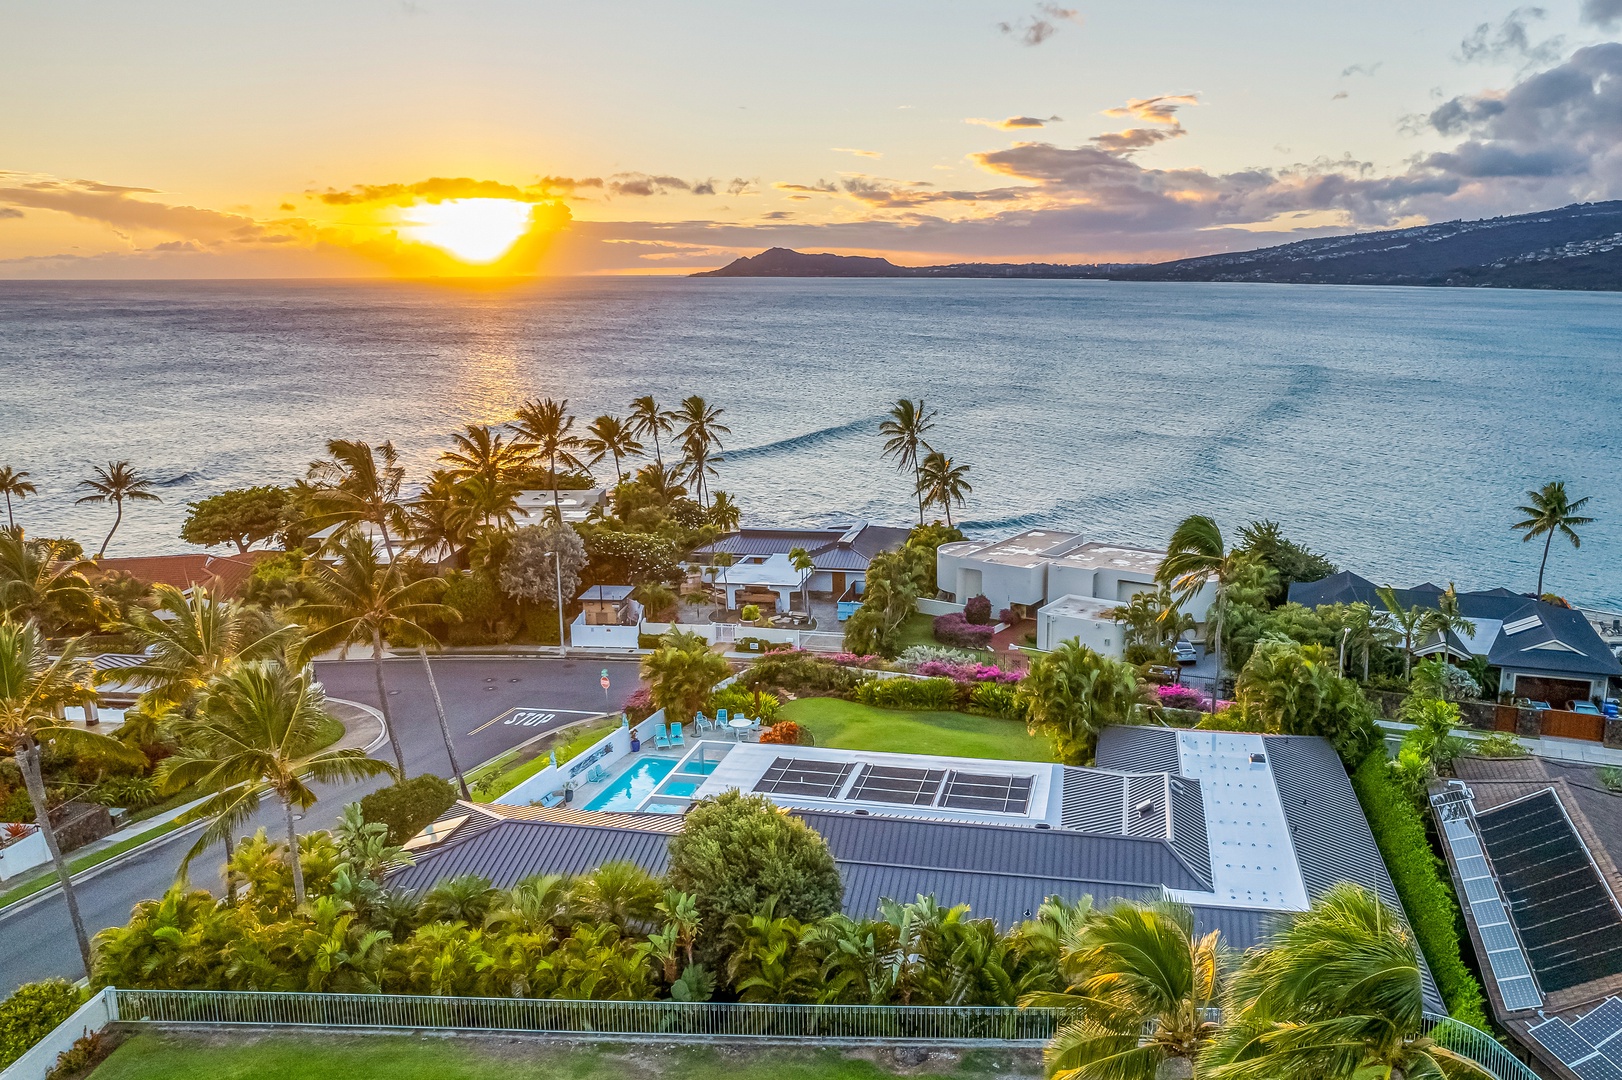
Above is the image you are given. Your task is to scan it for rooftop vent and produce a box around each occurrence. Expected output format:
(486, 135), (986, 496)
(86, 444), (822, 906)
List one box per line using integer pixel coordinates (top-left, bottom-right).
(1135, 799), (1157, 817)
(1250, 753), (1266, 764)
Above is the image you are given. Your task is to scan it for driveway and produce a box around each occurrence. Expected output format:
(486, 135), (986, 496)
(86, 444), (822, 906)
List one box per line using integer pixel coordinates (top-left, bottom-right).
(0, 656), (644, 993)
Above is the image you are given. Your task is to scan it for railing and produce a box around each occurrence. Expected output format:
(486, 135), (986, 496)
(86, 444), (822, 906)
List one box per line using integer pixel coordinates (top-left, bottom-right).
(105, 989), (1060, 1045)
(1421, 1014), (1540, 1080)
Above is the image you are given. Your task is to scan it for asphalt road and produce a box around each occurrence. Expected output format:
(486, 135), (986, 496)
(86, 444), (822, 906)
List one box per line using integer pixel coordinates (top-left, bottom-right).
(0, 655), (644, 993)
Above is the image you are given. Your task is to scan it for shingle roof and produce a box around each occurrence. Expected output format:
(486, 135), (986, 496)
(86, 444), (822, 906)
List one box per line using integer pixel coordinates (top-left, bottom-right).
(86, 551), (275, 597)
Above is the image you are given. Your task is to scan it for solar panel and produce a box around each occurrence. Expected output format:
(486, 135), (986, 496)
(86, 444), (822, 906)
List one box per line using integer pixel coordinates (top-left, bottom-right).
(847, 764), (945, 806)
(1479, 922), (1523, 954)
(1532, 1017), (1597, 1065)
(1478, 790), (1622, 993)
(1574, 998), (1622, 1048)
(939, 771), (1034, 814)
(1500, 976), (1545, 1012)
(1573, 1055), (1622, 1080)
(753, 757), (855, 799)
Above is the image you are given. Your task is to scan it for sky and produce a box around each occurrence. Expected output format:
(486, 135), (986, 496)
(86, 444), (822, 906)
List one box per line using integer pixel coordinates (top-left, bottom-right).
(3, 0), (1621, 276)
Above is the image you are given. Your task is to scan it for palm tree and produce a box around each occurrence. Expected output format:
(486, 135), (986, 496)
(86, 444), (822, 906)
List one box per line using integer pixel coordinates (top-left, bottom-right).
(672, 396), (730, 509)
(0, 529), (95, 629)
(512, 398), (591, 523)
(111, 583), (293, 710)
(915, 450), (971, 527)
(157, 660), (395, 905)
(0, 622), (144, 974)
(1513, 480), (1594, 597)
(1375, 586), (1431, 680)
(628, 396), (677, 469)
(405, 470), (480, 569)
(1017, 639), (1141, 765)
(1206, 883), (1490, 1080)
(305, 439), (410, 560)
(789, 546), (815, 613)
(709, 491), (741, 532)
(76, 461), (161, 557)
(581, 415), (643, 486)
(879, 399), (937, 524)
(1156, 515), (1248, 697)
(0, 468), (37, 530)
(1024, 899), (1222, 1080)
(290, 535), (458, 780)
(1420, 583), (1477, 671)
(640, 629), (729, 726)
(439, 425), (536, 528)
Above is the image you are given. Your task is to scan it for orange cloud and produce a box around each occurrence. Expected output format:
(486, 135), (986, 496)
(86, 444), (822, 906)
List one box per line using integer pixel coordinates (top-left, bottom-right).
(966, 115), (1063, 130)
(1103, 94), (1199, 125)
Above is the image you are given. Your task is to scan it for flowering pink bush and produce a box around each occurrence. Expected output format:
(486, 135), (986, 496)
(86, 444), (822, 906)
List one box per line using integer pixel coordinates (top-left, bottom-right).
(915, 660), (1021, 684)
(824, 653), (884, 668)
(623, 687), (655, 721)
(933, 613), (995, 649)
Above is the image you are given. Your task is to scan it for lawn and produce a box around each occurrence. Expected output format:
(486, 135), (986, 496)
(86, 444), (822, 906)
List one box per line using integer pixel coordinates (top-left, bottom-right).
(780, 698), (1055, 763)
(90, 1033), (1032, 1080)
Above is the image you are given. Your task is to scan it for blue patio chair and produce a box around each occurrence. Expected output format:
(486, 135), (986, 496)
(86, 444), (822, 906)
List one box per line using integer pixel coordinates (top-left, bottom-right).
(654, 724), (672, 749)
(716, 708), (729, 726)
(586, 763), (609, 784)
(670, 722), (686, 747)
(745, 717), (762, 740)
(538, 791), (563, 809)
(694, 712), (712, 733)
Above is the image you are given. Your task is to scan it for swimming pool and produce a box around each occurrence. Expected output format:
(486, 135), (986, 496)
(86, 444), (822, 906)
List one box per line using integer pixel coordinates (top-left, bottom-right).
(661, 779), (700, 798)
(585, 758), (675, 811)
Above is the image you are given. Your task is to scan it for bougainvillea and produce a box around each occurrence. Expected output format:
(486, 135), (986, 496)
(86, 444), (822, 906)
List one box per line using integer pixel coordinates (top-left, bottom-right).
(932, 613), (994, 649)
(914, 660), (1021, 684)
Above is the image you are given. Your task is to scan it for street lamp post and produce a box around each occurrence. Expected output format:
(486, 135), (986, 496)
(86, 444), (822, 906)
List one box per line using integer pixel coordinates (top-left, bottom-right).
(548, 550), (568, 658)
(1339, 626), (1352, 677)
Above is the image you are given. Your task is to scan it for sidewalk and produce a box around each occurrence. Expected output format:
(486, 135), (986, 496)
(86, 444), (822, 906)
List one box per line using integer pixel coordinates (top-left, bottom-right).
(1378, 718), (1622, 766)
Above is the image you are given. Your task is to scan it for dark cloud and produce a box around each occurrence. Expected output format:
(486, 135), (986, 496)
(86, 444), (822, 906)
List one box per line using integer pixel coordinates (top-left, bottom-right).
(1090, 127), (1183, 153)
(1583, 0), (1622, 27)
(317, 176), (595, 205)
(774, 179), (839, 194)
(1104, 95), (1199, 125)
(0, 207), (22, 220)
(760, 211), (794, 220)
(607, 174), (692, 196)
(998, 3), (1080, 46)
(726, 178), (757, 196)
(692, 179), (717, 195)
(1331, 91), (1350, 100)
(840, 176), (1028, 208)
(1457, 7), (1564, 65)
(1341, 62), (1383, 77)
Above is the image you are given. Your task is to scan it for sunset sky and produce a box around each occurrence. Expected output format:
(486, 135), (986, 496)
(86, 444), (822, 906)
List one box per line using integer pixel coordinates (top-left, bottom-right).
(4, 0), (1621, 276)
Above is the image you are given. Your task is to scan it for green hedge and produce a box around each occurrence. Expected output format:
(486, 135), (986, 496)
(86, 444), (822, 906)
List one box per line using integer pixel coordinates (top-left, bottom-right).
(0, 980), (82, 1068)
(967, 681), (1026, 722)
(358, 775), (458, 845)
(852, 676), (959, 711)
(1351, 752), (1490, 1029)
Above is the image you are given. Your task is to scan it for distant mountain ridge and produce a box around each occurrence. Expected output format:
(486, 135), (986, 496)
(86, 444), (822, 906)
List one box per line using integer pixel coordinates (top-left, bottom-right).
(692, 201), (1622, 290)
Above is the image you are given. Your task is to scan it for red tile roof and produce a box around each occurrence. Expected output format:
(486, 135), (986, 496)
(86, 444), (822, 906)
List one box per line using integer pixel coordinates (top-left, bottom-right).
(87, 551), (277, 597)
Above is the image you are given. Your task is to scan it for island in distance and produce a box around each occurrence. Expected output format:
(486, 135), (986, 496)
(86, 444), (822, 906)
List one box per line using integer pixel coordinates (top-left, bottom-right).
(693, 200), (1622, 290)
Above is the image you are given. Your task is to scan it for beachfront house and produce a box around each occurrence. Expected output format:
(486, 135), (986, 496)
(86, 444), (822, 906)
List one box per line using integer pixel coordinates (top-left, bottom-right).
(1289, 572), (1621, 707)
(515, 487), (606, 524)
(935, 529), (1215, 656)
(689, 522), (910, 616)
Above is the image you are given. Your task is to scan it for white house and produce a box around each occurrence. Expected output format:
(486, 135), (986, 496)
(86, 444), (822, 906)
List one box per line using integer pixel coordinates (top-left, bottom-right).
(691, 522), (910, 611)
(516, 488), (606, 524)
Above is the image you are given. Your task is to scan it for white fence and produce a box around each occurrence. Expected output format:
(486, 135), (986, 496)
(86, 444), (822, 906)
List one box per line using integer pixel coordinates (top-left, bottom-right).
(568, 616), (640, 651)
(916, 598), (965, 616)
(0, 989), (114, 1080)
(494, 710), (666, 807)
(0, 828), (48, 882)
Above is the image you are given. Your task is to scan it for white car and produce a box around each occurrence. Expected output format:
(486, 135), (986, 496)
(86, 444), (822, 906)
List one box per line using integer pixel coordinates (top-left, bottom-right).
(1173, 641), (1198, 665)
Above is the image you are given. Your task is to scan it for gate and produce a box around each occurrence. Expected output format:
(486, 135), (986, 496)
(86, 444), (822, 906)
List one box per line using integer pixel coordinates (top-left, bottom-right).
(1540, 708), (1605, 742)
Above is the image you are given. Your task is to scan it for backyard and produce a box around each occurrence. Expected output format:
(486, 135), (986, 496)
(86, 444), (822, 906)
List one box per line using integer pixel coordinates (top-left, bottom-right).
(87, 1033), (1035, 1080)
(779, 698), (1055, 763)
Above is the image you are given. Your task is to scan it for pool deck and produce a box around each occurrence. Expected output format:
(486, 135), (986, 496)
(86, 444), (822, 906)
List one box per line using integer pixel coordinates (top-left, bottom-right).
(566, 733), (749, 812)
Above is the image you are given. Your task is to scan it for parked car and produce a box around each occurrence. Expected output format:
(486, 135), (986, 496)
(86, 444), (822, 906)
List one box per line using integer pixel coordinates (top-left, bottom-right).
(1173, 642), (1198, 666)
(1144, 665), (1181, 685)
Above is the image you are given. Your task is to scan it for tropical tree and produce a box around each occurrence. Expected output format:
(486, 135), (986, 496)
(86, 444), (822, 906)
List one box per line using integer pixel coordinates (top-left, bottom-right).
(1109, 586), (1195, 664)
(76, 460), (161, 557)
(1023, 900), (1223, 1080)
(181, 485), (292, 554)
(581, 415), (643, 485)
(1206, 883), (1490, 1080)
(0, 467), (37, 530)
(915, 450), (971, 527)
(1375, 586), (1431, 679)
(640, 629), (729, 726)
(1155, 515), (1247, 692)
(672, 396), (729, 508)
(1018, 640), (1141, 765)
(789, 546), (815, 613)
(512, 398), (590, 522)
(439, 424), (535, 528)
(879, 398), (937, 524)
(0, 622), (144, 974)
(110, 583), (293, 711)
(157, 660), (395, 905)
(305, 440), (410, 559)
(0, 529), (95, 630)
(709, 490), (741, 532)
(1420, 583), (1477, 669)
(628, 395), (676, 469)
(1234, 636), (1375, 762)
(405, 470), (480, 568)
(291, 536), (458, 778)
(1513, 480), (1594, 597)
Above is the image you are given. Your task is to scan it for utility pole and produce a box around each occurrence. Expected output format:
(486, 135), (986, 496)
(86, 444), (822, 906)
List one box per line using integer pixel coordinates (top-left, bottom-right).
(549, 550), (568, 658)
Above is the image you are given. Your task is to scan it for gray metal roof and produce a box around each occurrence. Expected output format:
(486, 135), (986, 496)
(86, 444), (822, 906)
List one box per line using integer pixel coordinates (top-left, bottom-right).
(691, 524), (910, 573)
(1095, 725), (1182, 774)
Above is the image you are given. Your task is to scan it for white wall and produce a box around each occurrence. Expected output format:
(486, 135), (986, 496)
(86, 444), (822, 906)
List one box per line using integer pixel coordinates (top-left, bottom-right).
(916, 597), (966, 616)
(1037, 609), (1121, 656)
(496, 711), (666, 806)
(569, 615), (640, 650)
(0, 829), (48, 882)
(0, 989), (112, 1080)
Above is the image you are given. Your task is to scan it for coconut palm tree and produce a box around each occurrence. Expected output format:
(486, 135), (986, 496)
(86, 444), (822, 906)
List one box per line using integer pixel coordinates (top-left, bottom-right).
(1513, 480), (1594, 597)
(1155, 515), (1251, 695)
(706, 490), (740, 533)
(439, 424), (536, 526)
(405, 470), (480, 569)
(111, 583), (294, 710)
(512, 398), (591, 523)
(290, 535), (458, 780)
(673, 396), (730, 509)
(628, 396), (677, 469)
(305, 439), (410, 560)
(1024, 899), (1223, 1080)
(157, 659), (395, 905)
(0, 621), (144, 974)
(0, 468), (37, 530)
(789, 546), (815, 613)
(0, 529), (95, 630)
(1375, 586), (1431, 680)
(76, 460), (161, 557)
(1420, 583), (1477, 671)
(915, 450), (972, 527)
(879, 399), (937, 525)
(581, 415), (644, 486)
(1206, 883), (1490, 1080)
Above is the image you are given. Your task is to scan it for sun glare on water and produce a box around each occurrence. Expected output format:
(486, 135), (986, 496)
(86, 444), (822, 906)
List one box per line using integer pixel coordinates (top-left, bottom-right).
(396, 198), (534, 264)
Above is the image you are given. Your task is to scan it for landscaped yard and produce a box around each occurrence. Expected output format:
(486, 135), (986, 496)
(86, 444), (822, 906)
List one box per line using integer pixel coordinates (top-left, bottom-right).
(90, 1033), (1035, 1080)
(779, 697), (1055, 763)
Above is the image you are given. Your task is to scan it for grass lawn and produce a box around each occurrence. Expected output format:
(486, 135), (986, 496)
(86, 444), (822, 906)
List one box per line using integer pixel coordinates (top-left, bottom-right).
(893, 612), (939, 653)
(91, 1033), (1032, 1080)
(780, 698), (1055, 763)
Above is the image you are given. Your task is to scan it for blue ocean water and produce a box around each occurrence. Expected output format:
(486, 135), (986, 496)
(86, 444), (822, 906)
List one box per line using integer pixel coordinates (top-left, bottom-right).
(1, 277), (1618, 606)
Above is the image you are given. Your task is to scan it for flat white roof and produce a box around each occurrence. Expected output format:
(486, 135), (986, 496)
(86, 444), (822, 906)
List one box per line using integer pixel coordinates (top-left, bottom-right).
(1040, 593), (1121, 620)
(1051, 542), (1166, 576)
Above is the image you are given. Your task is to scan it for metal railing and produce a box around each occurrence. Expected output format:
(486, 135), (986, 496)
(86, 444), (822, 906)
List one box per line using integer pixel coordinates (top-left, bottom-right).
(107, 989), (1060, 1045)
(1421, 1014), (1540, 1080)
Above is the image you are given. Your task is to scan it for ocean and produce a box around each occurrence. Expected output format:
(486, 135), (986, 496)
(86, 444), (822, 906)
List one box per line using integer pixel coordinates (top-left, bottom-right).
(1, 277), (1619, 606)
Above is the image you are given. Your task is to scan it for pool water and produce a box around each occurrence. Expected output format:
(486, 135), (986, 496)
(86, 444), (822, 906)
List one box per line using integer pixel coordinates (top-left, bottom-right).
(682, 760), (719, 775)
(585, 758), (675, 811)
(661, 780), (700, 798)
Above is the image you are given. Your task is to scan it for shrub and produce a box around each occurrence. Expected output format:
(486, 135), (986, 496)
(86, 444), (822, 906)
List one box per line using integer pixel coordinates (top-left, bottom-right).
(1193, 710), (1253, 732)
(708, 684), (781, 723)
(739, 604), (762, 623)
(1156, 685), (1209, 712)
(963, 595), (992, 625)
(898, 644), (982, 666)
(747, 652), (864, 696)
(998, 608), (1018, 626)
(623, 686), (656, 722)
(357, 775), (458, 845)
(46, 1031), (110, 1080)
(914, 659), (1021, 684)
(968, 681), (1026, 722)
(1469, 731), (1529, 758)
(1351, 752), (1489, 1029)
(760, 720), (803, 745)
(933, 612), (994, 650)
(668, 790), (842, 964)
(0, 980), (83, 1069)
(853, 676), (960, 711)
(734, 636), (792, 654)
(637, 633), (663, 650)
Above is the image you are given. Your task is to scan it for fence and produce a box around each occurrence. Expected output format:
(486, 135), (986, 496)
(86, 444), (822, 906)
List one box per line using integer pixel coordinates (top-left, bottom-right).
(1421, 1014), (1540, 1080)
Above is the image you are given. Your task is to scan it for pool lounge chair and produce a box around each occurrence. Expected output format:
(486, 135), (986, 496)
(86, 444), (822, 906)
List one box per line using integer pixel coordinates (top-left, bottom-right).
(694, 713), (713, 733)
(654, 724), (671, 749)
(716, 708), (729, 726)
(585, 763), (610, 784)
(537, 790), (564, 809)
(671, 722), (686, 747)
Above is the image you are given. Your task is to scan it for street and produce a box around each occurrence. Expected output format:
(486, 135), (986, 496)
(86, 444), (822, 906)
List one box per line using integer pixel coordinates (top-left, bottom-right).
(0, 655), (644, 992)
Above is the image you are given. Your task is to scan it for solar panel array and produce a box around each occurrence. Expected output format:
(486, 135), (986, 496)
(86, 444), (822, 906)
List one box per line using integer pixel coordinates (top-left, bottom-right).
(1432, 787), (1543, 1011)
(1477, 789), (1622, 994)
(1531, 1001), (1622, 1080)
(848, 765), (946, 806)
(754, 757), (856, 799)
(939, 771), (1033, 814)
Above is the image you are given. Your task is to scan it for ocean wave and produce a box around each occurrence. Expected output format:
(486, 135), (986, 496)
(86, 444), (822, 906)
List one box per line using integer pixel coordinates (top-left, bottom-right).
(152, 471), (204, 487)
(725, 415), (884, 462)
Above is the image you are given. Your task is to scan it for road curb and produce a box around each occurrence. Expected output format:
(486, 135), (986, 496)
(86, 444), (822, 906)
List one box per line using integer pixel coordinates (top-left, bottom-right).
(327, 697), (390, 755)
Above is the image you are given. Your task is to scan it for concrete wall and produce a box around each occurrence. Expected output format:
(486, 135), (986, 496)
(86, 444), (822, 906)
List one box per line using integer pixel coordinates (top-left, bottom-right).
(1036, 609), (1121, 656)
(0, 828), (48, 882)
(496, 711), (666, 807)
(916, 597), (966, 617)
(0, 989), (112, 1080)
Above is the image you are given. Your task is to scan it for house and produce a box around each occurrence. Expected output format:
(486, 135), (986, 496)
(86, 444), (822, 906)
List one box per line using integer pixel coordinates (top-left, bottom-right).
(86, 551), (275, 598)
(1288, 572), (1621, 706)
(515, 488), (606, 524)
(388, 724), (1436, 1008)
(569, 584), (643, 650)
(935, 529), (1214, 656)
(690, 522), (910, 611)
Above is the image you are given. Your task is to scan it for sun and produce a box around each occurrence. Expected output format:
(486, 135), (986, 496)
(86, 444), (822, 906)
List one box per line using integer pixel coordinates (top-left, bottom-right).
(396, 198), (535, 264)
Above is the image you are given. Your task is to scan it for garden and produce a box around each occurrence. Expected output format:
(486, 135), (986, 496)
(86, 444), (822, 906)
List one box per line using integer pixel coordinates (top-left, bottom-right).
(778, 698), (1054, 762)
